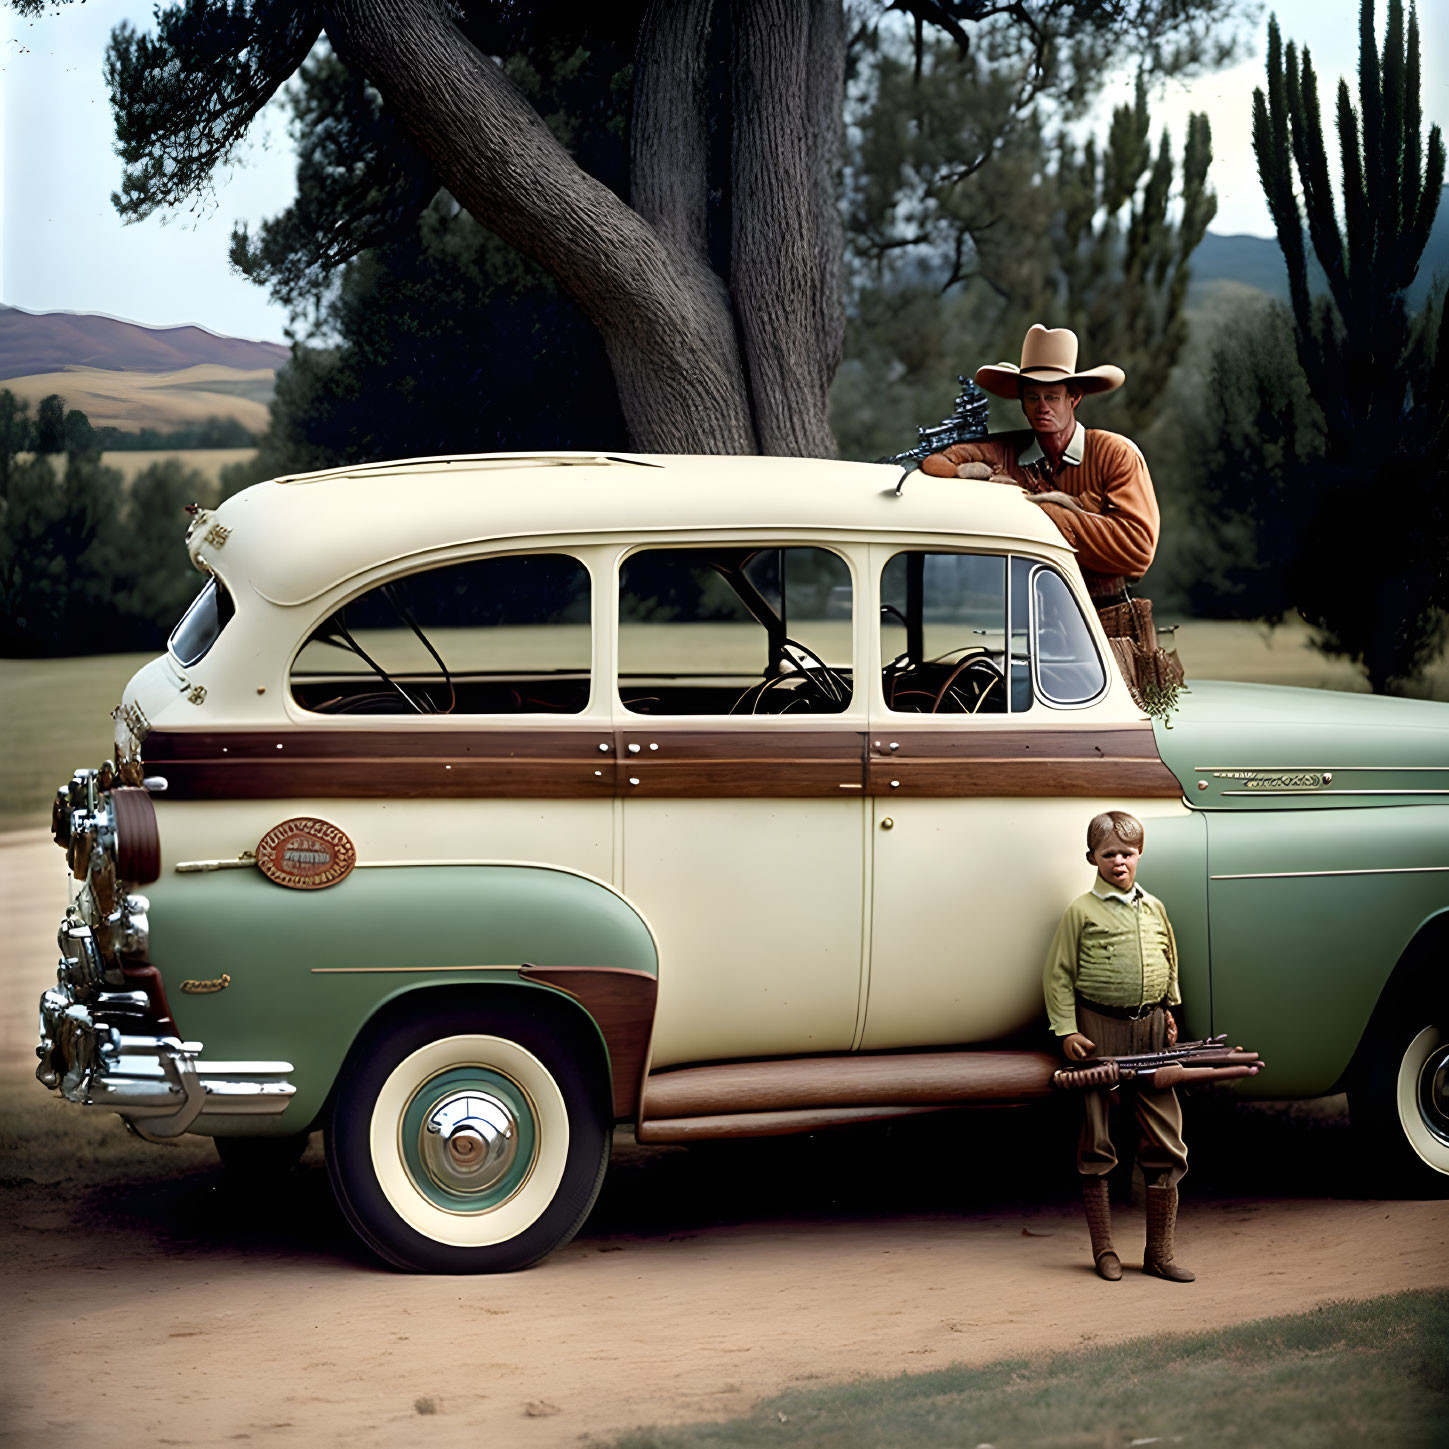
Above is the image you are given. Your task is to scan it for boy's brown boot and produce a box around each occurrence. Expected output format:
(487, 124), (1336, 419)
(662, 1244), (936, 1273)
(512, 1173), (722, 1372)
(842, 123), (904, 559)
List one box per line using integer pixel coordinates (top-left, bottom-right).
(1080, 1175), (1122, 1280)
(1143, 1184), (1195, 1282)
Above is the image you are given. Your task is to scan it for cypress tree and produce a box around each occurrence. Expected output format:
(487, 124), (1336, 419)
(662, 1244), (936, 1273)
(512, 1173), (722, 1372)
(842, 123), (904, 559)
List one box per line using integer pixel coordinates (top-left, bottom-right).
(1250, 0), (1446, 691)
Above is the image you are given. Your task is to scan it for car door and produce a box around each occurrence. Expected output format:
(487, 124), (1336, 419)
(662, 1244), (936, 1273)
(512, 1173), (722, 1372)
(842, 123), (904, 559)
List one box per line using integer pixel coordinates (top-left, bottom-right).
(273, 547), (616, 879)
(862, 547), (1186, 1051)
(613, 542), (870, 1069)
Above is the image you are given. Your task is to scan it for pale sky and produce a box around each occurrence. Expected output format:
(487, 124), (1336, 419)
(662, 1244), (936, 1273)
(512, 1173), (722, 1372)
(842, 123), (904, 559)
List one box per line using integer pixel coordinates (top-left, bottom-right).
(2, 0), (1445, 344)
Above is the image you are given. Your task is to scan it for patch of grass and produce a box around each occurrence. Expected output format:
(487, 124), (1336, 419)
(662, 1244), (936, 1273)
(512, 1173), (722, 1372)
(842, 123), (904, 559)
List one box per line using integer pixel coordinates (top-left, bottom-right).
(99, 448), (257, 487)
(604, 1291), (1449, 1449)
(1171, 618), (1449, 700)
(0, 653), (155, 830)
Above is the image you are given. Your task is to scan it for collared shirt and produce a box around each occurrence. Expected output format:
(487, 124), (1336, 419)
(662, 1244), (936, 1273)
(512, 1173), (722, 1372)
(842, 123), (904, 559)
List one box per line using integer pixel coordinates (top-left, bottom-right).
(1042, 879), (1180, 1037)
(918, 425), (1158, 596)
(1092, 878), (1141, 907)
(1017, 420), (1086, 470)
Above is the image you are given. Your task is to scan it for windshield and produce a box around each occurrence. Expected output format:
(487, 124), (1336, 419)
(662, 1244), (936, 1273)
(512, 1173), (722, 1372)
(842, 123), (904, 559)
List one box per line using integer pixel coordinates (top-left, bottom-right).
(168, 578), (234, 667)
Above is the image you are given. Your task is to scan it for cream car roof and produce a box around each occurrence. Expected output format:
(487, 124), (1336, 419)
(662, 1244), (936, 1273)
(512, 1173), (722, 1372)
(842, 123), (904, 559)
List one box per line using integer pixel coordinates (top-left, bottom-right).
(199, 452), (1076, 607)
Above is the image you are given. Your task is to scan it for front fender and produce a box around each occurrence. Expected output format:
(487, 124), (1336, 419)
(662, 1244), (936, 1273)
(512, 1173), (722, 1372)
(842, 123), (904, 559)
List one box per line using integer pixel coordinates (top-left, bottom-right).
(1204, 805), (1449, 1096)
(145, 864), (659, 1130)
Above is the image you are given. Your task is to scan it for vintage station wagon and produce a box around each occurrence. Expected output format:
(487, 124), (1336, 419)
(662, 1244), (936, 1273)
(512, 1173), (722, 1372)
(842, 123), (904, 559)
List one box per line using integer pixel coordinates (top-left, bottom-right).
(38, 453), (1449, 1271)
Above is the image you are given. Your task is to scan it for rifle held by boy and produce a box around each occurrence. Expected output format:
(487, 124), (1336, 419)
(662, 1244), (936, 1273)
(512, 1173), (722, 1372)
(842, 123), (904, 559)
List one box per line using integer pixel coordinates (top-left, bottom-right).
(1052, 1035), (1263, 1091)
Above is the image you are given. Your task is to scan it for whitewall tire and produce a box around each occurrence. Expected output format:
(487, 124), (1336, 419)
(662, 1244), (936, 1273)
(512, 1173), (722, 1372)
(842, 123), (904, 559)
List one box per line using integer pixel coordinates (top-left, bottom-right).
(327, 998), (611, 1272)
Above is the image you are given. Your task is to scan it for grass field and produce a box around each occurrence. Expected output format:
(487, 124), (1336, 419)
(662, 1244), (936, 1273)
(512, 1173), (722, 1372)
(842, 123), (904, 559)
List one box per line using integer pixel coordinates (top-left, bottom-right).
(14, 448), (258, 489)
(4, 364), (272, 433)
(2, 618), (1444, 832)
(602, 1290), (1449, 1449)
(98, 447), (257, 487)
(1, 652), (154, 831)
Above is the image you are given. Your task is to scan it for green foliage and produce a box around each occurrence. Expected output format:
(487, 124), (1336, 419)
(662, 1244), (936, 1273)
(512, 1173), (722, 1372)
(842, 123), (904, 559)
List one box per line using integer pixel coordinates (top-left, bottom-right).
(0, 389), (31, 497)
(63, 408), (98, 458)
(224, 196), (628, 486)
(835, 33), (1216, 462)
(225, 47), (436, 330)
(0, 391), (214, 656)
(106, 0), (322, 221)
(91, 417), (257, 451)
(227, 25), (639, 328)
(86, 0), (1251, 460)
(0, 452), (126, 654)
(1176, 295), (1318, 619)
(113, 458), (217, 639)
(1246, 0), (1447, 692)
(33, 393), (66, 454)
(219, 38), (632, 476)
(604, 1290), (1449, 1449)
(1014, 76), (1217, 441)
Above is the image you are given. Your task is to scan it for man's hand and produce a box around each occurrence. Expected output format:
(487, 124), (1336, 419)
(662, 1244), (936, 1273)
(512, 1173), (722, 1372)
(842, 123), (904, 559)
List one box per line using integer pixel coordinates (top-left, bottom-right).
(955, 461), (994, 480)
(1027, 489), (1085, 514)
(1165, 1011), (1178, 1047)
(1062, 1032), (1096, 1061)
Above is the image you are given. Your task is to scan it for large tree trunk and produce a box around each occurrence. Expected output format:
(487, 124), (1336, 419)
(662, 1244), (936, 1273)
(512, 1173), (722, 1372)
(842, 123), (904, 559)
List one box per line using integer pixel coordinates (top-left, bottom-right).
(630, 0), (758, 451)
(322, 0), (847, 458)
(731, 0), (845, 456)
(323, 0), (756, 453)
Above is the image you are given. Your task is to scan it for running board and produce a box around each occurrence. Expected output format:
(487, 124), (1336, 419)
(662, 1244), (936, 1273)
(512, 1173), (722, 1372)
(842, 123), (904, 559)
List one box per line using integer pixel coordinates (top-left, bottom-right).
(636, 1049), (1057, 1143)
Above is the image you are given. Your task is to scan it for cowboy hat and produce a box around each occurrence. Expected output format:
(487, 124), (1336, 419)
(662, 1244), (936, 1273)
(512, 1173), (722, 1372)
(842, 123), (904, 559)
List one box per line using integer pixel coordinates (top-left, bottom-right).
(974, 325), (1124, 399)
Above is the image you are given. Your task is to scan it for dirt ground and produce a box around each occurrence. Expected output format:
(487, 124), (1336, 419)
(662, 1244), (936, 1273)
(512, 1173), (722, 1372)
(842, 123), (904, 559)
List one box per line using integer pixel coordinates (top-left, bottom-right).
(3, 827), (1446, 1449)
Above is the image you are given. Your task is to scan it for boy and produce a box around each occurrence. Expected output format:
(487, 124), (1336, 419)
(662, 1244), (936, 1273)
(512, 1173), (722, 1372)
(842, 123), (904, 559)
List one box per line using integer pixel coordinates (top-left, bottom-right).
(1042, 810), (1194, 1283)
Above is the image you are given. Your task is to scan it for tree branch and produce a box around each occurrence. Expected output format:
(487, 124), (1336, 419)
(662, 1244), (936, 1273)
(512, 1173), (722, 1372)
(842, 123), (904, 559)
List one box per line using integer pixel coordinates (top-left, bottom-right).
(106, 0), (323, 220)
(322, 0), (756, 452)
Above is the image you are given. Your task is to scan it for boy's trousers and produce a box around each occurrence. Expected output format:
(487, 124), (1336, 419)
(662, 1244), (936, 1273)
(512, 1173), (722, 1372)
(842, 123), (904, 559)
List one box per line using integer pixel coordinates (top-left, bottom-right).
(1073, 998), (1189, 1188)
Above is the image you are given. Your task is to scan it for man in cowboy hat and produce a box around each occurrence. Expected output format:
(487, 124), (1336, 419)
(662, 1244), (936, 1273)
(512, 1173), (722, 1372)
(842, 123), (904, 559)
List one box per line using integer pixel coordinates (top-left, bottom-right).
(921, 325), (1157, 603)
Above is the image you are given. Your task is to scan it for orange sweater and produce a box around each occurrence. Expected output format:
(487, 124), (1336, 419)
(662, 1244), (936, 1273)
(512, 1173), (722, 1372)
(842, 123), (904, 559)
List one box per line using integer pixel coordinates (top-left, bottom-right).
(920, 428), (1159, 598)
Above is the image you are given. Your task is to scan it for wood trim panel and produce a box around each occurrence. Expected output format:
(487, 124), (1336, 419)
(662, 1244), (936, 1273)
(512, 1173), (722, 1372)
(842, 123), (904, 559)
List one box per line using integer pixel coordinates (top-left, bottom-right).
(617, 728), (867, 799)
(141, 722), (1181, 801)
(866, 724), (1183, 798)
(143, 728), (617, 801)
(641, 1049), (1058, 1119)
(636, 1104), (942, 1143)
(518, 965), (657, 1118)
(869, 725), (1163, 760)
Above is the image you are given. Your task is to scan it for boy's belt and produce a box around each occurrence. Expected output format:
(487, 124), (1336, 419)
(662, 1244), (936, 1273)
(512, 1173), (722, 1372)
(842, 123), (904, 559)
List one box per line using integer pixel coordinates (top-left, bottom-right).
(1077, 995), (1168, 1021)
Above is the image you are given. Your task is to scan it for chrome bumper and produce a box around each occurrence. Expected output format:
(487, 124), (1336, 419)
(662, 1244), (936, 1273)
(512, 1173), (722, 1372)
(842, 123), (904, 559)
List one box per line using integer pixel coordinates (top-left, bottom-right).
(37, 985), (296, 1140)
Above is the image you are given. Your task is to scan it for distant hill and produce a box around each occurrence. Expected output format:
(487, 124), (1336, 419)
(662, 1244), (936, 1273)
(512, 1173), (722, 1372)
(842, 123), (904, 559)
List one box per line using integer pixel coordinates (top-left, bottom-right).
(1189, 186), (1449, 310)
(0, 307), (288, 434)
(0, 306), (287, 382)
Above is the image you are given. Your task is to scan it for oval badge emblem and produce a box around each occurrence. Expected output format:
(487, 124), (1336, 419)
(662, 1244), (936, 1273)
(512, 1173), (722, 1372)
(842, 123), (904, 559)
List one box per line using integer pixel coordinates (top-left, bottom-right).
(256, 817), (357, 890)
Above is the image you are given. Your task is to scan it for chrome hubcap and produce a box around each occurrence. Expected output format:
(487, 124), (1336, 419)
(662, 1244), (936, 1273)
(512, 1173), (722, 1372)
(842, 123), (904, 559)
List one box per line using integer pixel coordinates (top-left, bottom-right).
(1418, 1042), (1449, 1149)
(420, 1090), (519, 1195)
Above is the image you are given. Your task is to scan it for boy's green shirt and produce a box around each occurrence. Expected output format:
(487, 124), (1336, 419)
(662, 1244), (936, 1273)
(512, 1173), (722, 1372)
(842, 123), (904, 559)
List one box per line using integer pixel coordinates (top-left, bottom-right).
(1042, 879), (1180, 1038)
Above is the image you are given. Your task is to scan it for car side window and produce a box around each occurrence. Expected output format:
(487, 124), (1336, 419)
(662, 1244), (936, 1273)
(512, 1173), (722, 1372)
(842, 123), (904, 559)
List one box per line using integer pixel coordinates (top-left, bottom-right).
(880, 552), (1008, 714)
(1021, 558), (1108, 707)
(291, 553), (591, 715)
(169, 577), (234, 667)
(618, 546), (852, 715)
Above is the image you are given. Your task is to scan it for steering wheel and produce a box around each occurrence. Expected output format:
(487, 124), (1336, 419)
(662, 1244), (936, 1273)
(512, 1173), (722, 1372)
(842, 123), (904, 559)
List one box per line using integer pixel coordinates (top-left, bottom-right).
(928, 649), (1005, 714)
(733, 637), (849, 715)
(767, 637), (850, 709)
